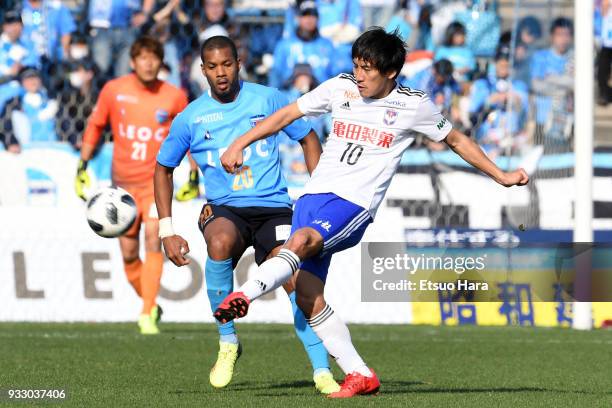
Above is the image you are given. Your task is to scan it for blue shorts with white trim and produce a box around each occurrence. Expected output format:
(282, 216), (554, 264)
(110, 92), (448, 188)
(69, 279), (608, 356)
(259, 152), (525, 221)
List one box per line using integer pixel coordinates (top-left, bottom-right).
(290, 193), (372, 282)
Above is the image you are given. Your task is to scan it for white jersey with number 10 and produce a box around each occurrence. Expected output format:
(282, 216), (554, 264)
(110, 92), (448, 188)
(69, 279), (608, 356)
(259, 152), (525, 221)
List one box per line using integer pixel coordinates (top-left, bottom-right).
(296, 73), (453, 218)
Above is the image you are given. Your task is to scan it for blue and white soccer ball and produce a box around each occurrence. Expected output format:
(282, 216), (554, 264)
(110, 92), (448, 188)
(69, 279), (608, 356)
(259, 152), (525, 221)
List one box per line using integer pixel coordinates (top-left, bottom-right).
(86, 186), (137, 238)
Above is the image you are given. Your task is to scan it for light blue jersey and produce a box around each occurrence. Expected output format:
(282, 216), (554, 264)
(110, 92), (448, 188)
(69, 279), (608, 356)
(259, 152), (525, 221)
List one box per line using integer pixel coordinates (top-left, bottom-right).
(157, 81), (312, 208)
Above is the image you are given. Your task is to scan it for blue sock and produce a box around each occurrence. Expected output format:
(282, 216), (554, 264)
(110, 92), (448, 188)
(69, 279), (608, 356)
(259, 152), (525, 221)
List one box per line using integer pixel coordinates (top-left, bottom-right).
(205, 258), (238, 343)
(288, 291), (329, 372)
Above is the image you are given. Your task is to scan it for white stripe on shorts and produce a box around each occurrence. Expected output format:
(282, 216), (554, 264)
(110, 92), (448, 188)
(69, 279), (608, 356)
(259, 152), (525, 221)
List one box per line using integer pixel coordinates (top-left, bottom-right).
(322, 210), (369, 251)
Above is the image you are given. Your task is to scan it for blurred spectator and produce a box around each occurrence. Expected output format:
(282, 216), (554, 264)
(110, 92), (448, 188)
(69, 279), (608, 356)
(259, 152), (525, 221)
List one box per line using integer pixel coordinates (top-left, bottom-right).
(516, 15), (543, 48)
(413, 1), (434, 51)
(360, 0), (397, 29)
(188, 0), (245, 96)
(283, 63), (328, 138)
(0, 11), (40, 85)
(271, 1), (336, 89)
(20, 0), (76, 62)
(469, 51), (529, 157)
(88, 0), (153, 77)
(403, 58), (461, 116)
(68, 32), (91, 61)
(279, 63), (327, 186)
(385, 2), (412, 43)
(497, 16), (542, 86)
(318, 0), (363, 73)
(434, 21), (475, 84)
(140, 0), (189, 88)
(56, 59), (100, 149)
(194, 0), (242, 45)
(284, 0), (362, 74)
(453, 0), (500, 58)
(530, 17), (574, 139)
(0, 10), (41, 116)
(0, 67), (58, 147)
(598, 0), (612, 106)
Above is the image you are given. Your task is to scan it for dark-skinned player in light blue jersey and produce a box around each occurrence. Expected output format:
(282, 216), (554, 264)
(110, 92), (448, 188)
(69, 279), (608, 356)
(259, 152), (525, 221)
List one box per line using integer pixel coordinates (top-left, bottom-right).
(153, 36), (339, 394)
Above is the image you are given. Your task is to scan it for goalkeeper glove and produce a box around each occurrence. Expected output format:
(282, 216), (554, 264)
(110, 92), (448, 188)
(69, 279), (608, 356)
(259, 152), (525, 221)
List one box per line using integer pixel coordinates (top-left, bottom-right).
(175, 169), (200, 202)
(75, 159), (90, 201)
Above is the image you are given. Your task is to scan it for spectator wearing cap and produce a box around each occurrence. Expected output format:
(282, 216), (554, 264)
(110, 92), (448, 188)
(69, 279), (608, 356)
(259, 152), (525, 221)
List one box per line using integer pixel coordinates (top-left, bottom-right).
(434, 21), (476, 85)
(469, 51), (529, 157)
(56, 59), (104, 149)
(530, 17), (574, 129)
(283, 0), (362, 74)
(0, 66), (58, 149)
(20, 0), (76, 62)
(87, 0), (154, 77)
(271, 1), (336, 89)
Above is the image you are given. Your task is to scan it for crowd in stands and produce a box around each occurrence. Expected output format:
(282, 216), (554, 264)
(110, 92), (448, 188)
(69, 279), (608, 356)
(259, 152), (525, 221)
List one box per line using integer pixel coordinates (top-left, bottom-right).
(0, 0), (608, 163)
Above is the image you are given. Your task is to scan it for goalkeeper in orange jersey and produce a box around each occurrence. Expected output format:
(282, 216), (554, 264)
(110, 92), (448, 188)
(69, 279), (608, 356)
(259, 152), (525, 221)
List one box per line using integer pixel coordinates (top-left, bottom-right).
(75, 36), (196, 334)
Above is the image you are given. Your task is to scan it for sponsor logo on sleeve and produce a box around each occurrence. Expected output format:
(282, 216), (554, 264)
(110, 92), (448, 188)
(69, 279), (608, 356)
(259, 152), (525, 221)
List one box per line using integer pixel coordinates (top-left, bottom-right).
(437, 117), (448, 130)
(249, 114), (266, 127)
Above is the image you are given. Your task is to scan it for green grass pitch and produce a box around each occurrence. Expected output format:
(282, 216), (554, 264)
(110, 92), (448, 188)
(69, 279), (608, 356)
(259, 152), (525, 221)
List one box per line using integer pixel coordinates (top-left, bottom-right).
(0, 323), (610, 407)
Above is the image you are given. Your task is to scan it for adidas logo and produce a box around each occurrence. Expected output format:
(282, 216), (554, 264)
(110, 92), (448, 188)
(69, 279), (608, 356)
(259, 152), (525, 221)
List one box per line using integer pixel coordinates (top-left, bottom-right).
(255, 280), (267, 291)
(340, 101), (351, 110)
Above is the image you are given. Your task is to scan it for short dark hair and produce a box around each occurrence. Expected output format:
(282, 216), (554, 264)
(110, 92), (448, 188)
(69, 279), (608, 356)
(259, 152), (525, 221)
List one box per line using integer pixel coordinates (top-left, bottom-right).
(200, 35), (238, 62)
(351, 27), (406, 78)
(433, 59), (454, 79)
(550, 17), (573, 35)
(442, 21), (466, 47)
(130, 36), (164, 61)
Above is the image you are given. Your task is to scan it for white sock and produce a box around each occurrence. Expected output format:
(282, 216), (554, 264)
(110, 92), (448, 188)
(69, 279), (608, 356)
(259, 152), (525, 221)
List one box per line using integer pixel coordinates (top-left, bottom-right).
(239, 249), (300, 301)
(307, 304), (372, 377)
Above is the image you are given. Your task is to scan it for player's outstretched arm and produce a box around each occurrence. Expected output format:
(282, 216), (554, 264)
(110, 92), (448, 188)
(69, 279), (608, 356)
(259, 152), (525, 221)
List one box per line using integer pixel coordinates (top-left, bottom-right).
(444, 129), (529, 187)
(154, 163), (190, 266)
(299, 130), (322, 175)
(221, 102), (304, 173)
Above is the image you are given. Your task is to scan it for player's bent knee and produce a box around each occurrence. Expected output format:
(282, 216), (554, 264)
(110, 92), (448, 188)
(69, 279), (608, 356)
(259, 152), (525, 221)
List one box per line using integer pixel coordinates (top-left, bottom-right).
(285, 228), (323, 258)
(206, 233), (236, 260)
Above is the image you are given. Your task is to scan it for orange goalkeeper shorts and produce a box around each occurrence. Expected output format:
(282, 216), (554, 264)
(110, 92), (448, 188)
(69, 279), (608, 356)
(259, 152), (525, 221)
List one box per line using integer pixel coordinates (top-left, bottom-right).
(121, 185), (158, 238)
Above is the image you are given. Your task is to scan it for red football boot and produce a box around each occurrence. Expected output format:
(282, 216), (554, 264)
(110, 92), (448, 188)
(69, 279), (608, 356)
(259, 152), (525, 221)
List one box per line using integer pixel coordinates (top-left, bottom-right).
(328, 369), (380, 398)
(213, 292), (251, 324)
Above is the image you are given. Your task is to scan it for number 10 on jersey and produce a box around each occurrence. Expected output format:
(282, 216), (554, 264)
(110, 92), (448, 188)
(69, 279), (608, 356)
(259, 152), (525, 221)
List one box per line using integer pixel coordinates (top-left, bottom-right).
(340, 142), (364, 165)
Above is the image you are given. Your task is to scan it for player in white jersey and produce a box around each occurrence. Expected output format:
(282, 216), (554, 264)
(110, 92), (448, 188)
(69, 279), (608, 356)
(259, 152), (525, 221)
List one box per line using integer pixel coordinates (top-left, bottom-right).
(213, 28), (529, 398)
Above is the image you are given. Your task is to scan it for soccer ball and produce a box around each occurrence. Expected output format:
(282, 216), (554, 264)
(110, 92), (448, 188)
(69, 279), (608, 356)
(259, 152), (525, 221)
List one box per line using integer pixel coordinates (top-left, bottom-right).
(86, 187), (137, 238)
